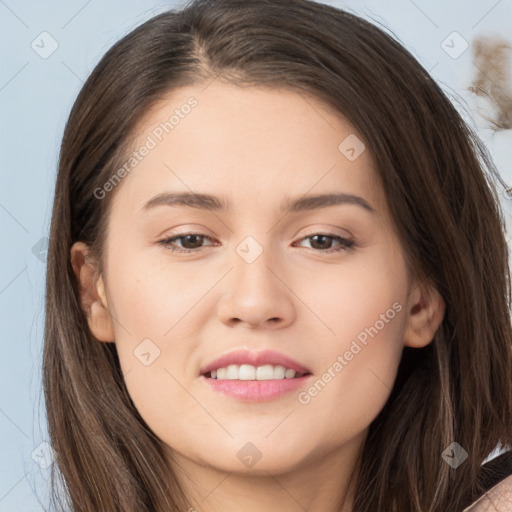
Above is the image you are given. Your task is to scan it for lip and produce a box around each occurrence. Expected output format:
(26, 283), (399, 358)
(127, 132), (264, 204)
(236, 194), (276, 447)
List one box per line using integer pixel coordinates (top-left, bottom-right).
(199, 349), (312, 375)
(201, 374), (313, 402)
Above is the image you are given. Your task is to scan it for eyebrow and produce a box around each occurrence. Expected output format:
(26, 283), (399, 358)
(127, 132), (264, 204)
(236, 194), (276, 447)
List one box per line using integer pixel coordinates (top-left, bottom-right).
(141, 191), (376, 214)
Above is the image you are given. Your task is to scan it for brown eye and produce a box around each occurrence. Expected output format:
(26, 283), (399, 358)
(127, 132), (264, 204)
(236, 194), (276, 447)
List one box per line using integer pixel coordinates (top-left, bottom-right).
(294, 233), (355, 253)
(157, 231), (355, 254)
(158, 233), (216, 253)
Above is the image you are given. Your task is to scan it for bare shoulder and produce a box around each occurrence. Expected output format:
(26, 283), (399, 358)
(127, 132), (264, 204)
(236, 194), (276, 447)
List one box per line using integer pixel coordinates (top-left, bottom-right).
(462, 474), (512, 511)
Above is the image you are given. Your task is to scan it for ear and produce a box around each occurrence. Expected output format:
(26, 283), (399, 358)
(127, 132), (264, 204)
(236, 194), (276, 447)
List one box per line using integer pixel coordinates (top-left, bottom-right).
(403, 278), (445, 348)
(70, 241), (115, 343)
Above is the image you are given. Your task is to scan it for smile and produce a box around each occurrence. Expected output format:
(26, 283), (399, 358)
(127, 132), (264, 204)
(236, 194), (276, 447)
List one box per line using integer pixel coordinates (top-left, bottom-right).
(206, 364), (309, 380)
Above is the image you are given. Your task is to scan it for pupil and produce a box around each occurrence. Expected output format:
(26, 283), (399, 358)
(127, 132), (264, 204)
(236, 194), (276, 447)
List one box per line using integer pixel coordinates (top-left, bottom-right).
(185, 235), (202, 248)
(312, 235), (330, 249)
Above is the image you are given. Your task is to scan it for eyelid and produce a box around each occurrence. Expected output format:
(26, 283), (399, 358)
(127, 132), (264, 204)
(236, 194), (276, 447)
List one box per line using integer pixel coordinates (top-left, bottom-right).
(157, 228), (356, 254)
(158, 224), (353, 240)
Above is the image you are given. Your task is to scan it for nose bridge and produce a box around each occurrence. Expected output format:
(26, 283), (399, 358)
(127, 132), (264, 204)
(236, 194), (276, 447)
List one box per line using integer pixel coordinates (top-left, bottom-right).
(217, 233), (295, 328)
(231, 234), (277, 294)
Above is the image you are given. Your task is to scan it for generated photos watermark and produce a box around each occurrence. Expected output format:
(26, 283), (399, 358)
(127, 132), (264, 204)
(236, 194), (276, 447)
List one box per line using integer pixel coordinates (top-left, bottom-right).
(297, 301), (403, 405)
(93, 96), (198, 200)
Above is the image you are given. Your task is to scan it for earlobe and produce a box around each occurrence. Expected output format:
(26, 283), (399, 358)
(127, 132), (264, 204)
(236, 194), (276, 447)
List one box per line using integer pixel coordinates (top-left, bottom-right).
(403, 280), (445, 348)
(88, 297), (115, 343)
(70, 241), (115, 343)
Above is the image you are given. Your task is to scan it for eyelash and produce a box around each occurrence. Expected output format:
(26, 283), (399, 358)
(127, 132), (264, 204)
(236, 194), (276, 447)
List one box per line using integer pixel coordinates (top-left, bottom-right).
(157, 232), (355, 254)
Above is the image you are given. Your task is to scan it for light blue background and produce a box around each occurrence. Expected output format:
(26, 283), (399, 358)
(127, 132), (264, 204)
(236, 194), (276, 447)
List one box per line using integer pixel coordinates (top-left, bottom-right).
(1, 1), (511, 510)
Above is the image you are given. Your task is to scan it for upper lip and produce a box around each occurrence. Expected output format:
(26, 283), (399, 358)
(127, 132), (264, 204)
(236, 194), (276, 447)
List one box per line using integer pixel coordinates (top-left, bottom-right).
(200, 349), (312, 375)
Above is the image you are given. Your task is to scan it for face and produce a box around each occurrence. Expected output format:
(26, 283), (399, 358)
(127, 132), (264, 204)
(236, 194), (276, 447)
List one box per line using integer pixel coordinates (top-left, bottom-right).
(72, 81), (444, 482)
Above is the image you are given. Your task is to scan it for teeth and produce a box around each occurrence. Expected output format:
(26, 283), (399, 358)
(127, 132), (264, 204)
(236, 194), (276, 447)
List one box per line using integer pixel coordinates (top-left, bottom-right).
(207, 364), (304, 380)
(240, 364), (256, 380)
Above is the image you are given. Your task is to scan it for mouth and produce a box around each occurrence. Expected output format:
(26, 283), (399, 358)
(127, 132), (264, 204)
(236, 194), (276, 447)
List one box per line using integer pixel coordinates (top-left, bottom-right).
(201, 369), (312, 402)
(203, 364), (311, 380)
(199, 349), (313, 402)
(199, 348), (312, 379)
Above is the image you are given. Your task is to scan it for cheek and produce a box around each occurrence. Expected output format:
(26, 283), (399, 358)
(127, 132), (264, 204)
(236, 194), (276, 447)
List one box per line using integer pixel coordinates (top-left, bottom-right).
(106, 249), (207, 344)
(306, 248), (408, 345)
(298, 305), (406, 443)
(298, 253), (407, 431)
(103, 251), (210, 427)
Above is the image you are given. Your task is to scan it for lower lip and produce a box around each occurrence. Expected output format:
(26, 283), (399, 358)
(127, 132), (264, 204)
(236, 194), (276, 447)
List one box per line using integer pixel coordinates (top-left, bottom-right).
(201, 375), (312, 402)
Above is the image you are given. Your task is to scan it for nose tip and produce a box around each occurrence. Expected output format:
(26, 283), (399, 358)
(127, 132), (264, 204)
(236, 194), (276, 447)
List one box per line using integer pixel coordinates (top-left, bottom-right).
(217, 262), (296, 330)
(231, 316), (283, 329)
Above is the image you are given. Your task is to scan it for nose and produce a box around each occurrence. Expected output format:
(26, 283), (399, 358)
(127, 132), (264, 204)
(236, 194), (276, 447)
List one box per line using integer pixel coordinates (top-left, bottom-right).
(216, 244), (296, 330)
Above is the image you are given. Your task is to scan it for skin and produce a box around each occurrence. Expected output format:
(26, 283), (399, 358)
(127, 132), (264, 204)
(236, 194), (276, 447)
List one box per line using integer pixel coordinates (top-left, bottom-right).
(71, 81), (445, 512)
(463, 475), (512, 511)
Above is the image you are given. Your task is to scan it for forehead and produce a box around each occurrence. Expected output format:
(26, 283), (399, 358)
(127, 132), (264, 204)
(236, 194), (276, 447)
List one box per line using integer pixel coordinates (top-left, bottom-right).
(110, 81), (387, 218)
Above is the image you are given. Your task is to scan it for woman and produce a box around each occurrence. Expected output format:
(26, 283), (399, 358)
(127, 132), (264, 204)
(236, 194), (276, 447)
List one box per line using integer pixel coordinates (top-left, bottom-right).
(43, 0), (512, 510)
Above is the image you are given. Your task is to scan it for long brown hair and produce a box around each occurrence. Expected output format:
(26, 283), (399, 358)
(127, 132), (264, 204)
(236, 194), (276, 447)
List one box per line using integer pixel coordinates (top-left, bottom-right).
(43, 0), (512, 510)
